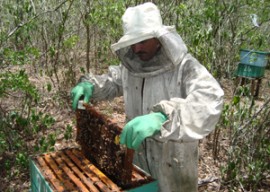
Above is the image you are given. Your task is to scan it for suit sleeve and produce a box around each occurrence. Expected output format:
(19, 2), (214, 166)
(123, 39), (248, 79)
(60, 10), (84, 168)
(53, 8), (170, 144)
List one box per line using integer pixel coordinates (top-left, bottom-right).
(79, 65), (123, 101)
(152, 56), (224, 142)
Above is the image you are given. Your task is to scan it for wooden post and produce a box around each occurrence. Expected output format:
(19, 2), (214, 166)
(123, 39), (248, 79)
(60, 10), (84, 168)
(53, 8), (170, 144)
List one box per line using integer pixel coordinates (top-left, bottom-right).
(234, 76), (263, 98)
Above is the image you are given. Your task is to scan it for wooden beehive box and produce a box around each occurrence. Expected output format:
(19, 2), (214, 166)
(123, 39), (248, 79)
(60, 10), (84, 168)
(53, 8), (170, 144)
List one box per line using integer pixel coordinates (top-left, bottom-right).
(29, 104), (158, 191)
(30, 148), (158, 191)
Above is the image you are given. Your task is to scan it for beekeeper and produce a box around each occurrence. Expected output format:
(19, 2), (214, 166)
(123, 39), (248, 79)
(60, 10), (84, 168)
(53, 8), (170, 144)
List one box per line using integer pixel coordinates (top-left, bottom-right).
(71, 2), (224, 192)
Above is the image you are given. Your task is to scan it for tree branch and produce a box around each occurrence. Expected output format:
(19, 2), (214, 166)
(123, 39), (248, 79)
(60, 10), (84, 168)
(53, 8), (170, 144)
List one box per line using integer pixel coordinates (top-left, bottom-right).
(7, 0), (70, 38)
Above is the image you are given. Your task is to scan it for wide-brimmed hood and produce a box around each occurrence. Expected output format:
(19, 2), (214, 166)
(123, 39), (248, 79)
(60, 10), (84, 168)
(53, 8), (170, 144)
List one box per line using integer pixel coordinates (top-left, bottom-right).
(111, 2), (187, 77)
(111, 2), (188, 78)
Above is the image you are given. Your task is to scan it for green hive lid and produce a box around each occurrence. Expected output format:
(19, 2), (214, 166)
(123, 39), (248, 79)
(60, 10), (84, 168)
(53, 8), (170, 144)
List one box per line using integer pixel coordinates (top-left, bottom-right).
(240, 49), (270, 55)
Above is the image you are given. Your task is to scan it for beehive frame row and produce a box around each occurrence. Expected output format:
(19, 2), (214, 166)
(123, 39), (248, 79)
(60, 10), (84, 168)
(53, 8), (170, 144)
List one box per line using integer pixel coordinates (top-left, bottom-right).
(30, 148), (157, 192)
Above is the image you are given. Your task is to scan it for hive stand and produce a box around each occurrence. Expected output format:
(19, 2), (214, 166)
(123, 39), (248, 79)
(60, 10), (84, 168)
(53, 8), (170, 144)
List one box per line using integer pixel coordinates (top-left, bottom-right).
(234, 76), (263, 98)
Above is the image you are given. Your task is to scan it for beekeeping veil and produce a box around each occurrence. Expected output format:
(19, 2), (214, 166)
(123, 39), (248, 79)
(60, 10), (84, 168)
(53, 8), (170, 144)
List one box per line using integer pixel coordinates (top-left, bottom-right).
(111, 2), (188, 78)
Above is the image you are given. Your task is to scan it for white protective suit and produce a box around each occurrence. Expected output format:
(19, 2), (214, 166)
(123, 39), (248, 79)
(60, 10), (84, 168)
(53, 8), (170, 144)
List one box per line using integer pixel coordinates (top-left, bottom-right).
(79, 3), (224, 192)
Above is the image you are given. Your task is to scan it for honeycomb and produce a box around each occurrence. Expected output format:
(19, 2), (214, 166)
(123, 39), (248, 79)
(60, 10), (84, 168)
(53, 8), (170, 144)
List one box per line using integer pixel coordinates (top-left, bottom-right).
(76, 104), (134, 187)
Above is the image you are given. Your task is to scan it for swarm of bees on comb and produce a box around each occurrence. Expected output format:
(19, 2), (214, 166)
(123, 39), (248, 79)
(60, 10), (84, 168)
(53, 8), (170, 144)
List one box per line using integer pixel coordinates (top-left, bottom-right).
(76, 103), (134, 187)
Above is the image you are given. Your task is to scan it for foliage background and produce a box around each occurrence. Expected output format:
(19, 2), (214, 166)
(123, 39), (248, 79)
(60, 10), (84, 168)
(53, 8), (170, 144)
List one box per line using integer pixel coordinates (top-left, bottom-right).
(0, 0), (269, 191)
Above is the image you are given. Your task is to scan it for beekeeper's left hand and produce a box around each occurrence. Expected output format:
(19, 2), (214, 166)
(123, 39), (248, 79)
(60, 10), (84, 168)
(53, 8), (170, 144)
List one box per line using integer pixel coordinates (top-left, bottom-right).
(120, 112), (167, 150)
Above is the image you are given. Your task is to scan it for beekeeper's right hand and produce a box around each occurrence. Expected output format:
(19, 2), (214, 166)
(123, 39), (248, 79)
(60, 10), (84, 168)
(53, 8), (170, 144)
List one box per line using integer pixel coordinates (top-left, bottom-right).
(71, 82), (94, 110)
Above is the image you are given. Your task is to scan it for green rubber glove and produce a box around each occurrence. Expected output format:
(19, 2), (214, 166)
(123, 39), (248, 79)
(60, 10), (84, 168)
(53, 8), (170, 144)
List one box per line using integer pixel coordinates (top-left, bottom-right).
(71, 82), (94, 110)
(120, 112), (167, 150)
